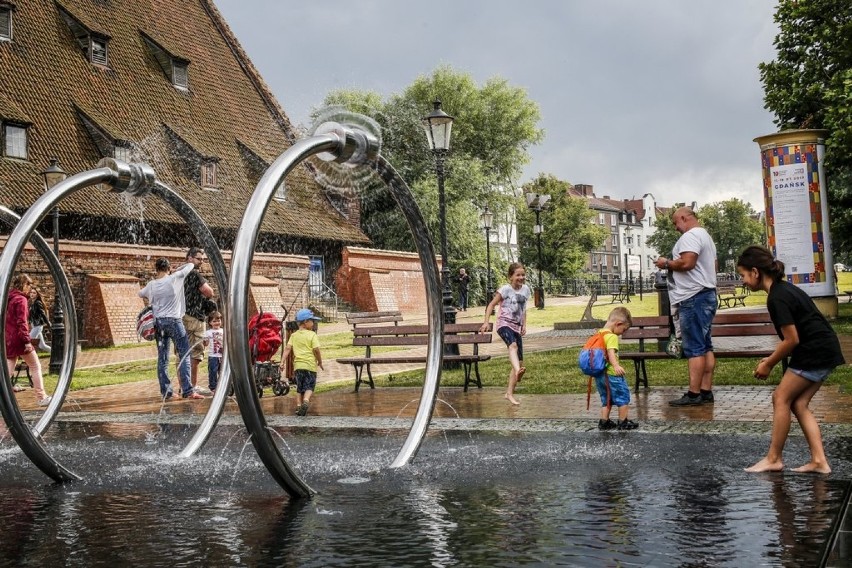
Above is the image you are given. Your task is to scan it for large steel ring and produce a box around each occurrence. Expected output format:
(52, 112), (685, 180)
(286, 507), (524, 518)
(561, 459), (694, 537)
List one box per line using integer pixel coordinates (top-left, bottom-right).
(0, 206), (77, 437)
(227, 122), (444, 498)
(0, 161), (233, 482)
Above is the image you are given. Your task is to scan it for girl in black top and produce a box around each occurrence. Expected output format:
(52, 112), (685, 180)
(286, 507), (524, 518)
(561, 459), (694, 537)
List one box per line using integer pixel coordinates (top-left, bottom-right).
(737, 246), (844, 474)
(28, 287), (51, 353)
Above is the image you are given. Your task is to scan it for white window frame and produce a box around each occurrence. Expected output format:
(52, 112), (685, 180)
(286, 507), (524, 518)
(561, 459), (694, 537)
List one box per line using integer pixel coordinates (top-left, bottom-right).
(201, 161), (218, 190)
(172, 61), (189, 90)
(0, 7), (12, 41)
(90, 36), (108, 65)
(113, 145), (131, 162)
(3, 123), (27, 159)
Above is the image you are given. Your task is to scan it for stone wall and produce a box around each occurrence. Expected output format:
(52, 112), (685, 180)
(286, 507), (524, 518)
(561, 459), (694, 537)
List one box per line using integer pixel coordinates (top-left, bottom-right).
(0, 237), (310, 347)
(335, 246), (438, 313)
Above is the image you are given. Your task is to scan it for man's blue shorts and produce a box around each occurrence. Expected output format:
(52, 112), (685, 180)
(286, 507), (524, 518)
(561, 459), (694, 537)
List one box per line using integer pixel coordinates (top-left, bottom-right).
(594, 374), (631, 407)
(677, 288), (717, 358)
(294, 369), (317, 394)
(497, 326), (524, 361)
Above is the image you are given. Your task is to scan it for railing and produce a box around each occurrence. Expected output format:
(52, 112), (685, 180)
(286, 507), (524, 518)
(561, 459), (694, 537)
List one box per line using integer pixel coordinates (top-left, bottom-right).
(308, 281), (339, 322)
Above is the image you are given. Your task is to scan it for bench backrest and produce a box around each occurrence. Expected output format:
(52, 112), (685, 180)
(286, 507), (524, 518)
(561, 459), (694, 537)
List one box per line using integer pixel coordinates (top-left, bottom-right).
(711, 311), (775, 337)
(346, 310), (404, 327)
(352, 323), (493, 347)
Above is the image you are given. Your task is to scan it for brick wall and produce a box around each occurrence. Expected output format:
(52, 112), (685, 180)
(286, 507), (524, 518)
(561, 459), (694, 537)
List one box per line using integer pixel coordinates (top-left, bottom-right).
(335, 246), (438, 312)
(0, 237), (310, 347)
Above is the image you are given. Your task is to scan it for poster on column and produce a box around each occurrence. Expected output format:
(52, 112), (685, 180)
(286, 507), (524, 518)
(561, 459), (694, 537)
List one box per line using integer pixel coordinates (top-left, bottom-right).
(770, 163), (814, 276)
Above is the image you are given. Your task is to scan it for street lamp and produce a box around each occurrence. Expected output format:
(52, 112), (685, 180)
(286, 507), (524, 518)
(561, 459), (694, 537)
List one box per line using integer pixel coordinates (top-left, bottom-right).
(480, 205), (494, 302)
(41, 158), (67, 375)
(525, 192), (550, 309)
(421, 99), (456, 330)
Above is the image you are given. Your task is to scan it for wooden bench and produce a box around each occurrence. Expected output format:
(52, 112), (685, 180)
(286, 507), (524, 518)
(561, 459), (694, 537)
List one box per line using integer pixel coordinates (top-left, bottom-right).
(621, 311), (781, 392)
(611, 285), (631, 303)
(717, 285), (747, 309)
(345, 310), (404, 328)
(336, 323), (493, 392)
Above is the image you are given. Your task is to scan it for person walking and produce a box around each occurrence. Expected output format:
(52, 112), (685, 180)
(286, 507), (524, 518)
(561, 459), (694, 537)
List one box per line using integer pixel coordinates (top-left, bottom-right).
(591, 306), (638, 431)
(654, 206), (718, 406)
(138, 257), (204, 400)
(280, 308), (323, 416)
(5, 274), (52, 405)
(27, 287), (51, 353)
(480, 262), (531, 405)
(457, 268), (470, 311)
(182, 247), (215, 395)
(738, 246), (843, 474)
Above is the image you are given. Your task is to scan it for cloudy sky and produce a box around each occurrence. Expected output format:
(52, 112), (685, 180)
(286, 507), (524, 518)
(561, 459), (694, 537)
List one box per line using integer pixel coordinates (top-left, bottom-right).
(215, 0), (780, 210)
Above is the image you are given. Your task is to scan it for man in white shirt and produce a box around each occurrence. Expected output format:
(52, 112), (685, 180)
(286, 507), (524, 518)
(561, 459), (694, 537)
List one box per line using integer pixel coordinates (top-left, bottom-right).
(138, 257), (205, 400)
(655, 207), (718, 406)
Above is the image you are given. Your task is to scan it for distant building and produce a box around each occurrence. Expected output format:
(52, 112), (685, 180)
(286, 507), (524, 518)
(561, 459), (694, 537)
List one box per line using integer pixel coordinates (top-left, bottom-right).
(569, 184), (666, 280)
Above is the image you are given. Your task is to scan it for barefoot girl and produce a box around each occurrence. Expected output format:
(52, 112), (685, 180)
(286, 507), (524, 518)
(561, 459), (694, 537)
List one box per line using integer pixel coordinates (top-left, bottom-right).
(481, 262), (531, 405)
(738, 246), (844, 474)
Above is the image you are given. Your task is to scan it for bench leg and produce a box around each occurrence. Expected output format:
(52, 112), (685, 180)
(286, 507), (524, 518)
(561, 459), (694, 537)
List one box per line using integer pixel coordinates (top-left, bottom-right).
(462, 361), (483, 392)
(633, 360), (641, 393)
(365, 364), (375, 390)
(353, 363), (365, 392)
(633, 359), (649, 393)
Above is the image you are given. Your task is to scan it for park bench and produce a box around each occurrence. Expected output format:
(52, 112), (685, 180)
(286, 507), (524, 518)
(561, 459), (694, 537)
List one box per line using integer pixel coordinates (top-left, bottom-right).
(611, 285), (630, 303)
(717, 284), (747, 309)
(345, 310), (404, 329)
(620, 311), (780, 392)
(336, 323), (493, 392)
(842, 290), (852, 303)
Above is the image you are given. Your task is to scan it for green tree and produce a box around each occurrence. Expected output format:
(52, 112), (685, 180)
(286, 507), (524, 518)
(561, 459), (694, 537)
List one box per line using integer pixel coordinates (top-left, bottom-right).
(698, 199), (766, 271)
(316, 66), (544, 266)
(516, 174), (608, 279)
(647, 214), (678, 260)
(760, 0), (852, 260)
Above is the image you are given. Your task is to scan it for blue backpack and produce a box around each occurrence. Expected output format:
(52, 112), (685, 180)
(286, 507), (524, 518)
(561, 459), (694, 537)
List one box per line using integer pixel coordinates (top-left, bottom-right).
(578, 330), (611, 377)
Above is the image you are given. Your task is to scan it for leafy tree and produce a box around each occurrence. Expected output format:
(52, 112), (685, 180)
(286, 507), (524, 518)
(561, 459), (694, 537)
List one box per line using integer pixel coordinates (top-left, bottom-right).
(315, 66), (544, 267)
(698, 199), (766, 271)
(760, 0), (852, 260)
(516, 174), (608, 279)
(647, 214), (678, 262)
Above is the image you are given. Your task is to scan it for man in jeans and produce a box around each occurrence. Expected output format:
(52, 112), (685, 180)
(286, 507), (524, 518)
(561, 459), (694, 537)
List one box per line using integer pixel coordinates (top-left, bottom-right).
(138, 257), (205, 400)
(654, 206), (718, 406)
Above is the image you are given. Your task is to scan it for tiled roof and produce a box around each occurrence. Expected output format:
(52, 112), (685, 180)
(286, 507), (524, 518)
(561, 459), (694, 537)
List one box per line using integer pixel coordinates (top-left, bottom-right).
(0, 0), (369, 245)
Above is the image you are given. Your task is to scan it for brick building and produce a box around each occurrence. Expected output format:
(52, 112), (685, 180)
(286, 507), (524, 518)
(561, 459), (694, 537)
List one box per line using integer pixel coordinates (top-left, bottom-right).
(0, 0), (379, 344)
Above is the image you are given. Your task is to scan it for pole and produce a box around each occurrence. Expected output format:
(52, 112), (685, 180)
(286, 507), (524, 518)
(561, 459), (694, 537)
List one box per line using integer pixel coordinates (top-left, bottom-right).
(484, 226), (492, 300)
(48, 206), (65, 375)
(535, 208), (544, 309)
(434, 149), (458, 359)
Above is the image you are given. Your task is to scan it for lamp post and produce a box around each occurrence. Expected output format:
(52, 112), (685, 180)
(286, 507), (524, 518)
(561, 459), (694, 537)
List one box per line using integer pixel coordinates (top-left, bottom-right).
(525, 192), (550, 309)
(480, 205), (494, 302)
(41, 158), (67, 375)
(421, 99), (459, 359)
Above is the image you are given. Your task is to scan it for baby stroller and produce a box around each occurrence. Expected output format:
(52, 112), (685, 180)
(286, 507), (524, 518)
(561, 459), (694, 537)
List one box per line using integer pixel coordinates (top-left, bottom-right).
(248, 310), (290, 397)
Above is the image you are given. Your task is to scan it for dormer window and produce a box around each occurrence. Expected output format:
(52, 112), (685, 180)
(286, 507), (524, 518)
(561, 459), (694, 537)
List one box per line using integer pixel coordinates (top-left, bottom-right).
(113, 144), (131, 162)
(141, 32), (190, 91)
(3, 122), (28, 159)
(57, 5), (111, 67)
(0, 5), (13, 41)
(273, 181), (286, 202)
(201, 160), (218, 190)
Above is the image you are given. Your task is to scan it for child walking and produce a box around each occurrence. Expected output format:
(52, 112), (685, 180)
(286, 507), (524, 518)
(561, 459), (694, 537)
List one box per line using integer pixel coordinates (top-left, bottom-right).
(738, 245), (844, 473)
(202, 311), (224, 393)
(480, 262), (531, 405)
(281, 308), (323, 416)
(594, 307), (638, 430)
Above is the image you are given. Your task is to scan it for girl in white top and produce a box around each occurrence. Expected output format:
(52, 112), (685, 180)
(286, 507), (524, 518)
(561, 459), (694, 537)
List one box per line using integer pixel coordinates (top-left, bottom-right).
(480, 262), (531, 405)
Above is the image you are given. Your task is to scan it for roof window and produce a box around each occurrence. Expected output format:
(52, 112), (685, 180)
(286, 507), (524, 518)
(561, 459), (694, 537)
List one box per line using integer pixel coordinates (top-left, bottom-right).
(141, 32), (190, 91)
(0, 5), (13, 41)
(57, 5), (111, 67)
(3, 122), (28, 159)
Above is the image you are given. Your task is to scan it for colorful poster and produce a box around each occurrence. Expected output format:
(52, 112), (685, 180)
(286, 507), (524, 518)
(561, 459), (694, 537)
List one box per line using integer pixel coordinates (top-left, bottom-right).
(770, 163), (814, 275)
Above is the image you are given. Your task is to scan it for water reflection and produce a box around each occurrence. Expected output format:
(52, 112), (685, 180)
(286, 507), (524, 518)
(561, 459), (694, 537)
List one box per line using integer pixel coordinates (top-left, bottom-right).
(0, 427), (847, 566)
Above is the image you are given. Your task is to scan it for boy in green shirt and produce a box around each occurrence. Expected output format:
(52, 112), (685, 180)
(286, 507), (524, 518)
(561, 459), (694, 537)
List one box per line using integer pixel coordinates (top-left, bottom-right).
(281, 308), (323, 416)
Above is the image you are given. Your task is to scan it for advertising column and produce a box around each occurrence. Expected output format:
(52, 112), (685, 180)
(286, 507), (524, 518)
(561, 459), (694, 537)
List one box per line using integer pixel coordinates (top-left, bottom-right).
(754, 129), (837, 316)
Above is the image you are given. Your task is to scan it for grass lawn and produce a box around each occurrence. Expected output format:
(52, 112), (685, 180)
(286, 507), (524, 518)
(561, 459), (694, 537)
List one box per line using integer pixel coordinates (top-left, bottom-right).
(50, 280), (852, 394)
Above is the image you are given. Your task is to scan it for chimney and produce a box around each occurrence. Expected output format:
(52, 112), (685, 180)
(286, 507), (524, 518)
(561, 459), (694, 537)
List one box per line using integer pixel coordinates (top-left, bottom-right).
(574, 183), (594, 197)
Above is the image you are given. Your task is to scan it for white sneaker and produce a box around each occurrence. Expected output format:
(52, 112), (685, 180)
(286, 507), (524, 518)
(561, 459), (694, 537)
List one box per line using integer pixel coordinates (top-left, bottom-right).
(194, 386), (213, 396)
(37, 395), (52, 406)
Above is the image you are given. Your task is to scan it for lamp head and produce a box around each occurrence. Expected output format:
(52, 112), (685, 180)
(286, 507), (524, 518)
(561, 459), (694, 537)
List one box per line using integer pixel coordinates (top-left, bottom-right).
(421, 99), (454, 151)
(41, 158), (67, 192)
